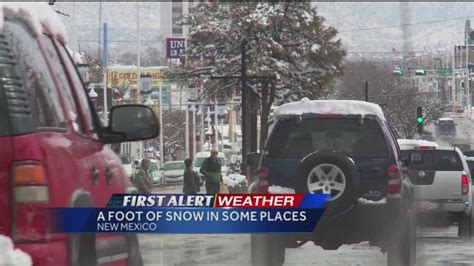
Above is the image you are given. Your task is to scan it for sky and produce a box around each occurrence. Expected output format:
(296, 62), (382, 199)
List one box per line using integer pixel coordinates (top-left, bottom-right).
(53, 2), (474, 61)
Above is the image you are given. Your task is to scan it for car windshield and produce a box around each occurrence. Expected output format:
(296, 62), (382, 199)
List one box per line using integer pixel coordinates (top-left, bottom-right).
(164, 162), (185, 170)
(149, 162), (159, 172)
(267, 118), (388, 159)
(401, 150), (463, 171)
(120, 155), (132, 164)
(195, 157), (226, 167)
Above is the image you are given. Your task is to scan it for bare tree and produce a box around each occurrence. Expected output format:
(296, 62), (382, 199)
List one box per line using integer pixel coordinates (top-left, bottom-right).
(336, 60), (444, 139)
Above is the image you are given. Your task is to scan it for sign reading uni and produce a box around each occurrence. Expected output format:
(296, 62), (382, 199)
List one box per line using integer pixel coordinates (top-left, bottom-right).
(166, 37), (186, 59)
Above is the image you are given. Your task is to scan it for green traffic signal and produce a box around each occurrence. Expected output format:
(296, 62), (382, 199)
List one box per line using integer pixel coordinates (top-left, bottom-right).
(417, 117), (424, 124)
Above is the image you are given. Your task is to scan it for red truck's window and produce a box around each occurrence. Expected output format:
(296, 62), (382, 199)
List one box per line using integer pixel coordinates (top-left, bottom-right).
(4, 21), (66, 130)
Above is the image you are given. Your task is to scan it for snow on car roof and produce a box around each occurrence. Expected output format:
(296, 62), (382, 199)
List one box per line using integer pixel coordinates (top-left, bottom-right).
(1, 3), (68, 42)
(273, 98), (385, 120)
(438, 117), (454, 121)
(397, 139), (439, 147)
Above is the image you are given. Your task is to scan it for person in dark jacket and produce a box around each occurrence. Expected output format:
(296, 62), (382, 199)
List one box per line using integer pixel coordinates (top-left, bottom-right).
(183, 159), (200, 194)
(134, 159), (153, 194)
(200, 149), (223, 194)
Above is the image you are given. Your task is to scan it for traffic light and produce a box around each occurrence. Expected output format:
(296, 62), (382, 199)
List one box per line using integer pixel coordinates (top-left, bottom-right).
(461, 81), (466, 91)
(416, 106), (423, 134)
(415, 69), (426, 76)
(393, 67), (404, 76)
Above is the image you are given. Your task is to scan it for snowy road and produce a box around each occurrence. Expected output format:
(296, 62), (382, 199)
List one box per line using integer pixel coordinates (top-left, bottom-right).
(138, 185), (474, 265)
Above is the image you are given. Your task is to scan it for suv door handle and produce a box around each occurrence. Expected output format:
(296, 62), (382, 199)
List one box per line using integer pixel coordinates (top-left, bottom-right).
(105, 167), (113, 186)
(90, 166), (100, 185)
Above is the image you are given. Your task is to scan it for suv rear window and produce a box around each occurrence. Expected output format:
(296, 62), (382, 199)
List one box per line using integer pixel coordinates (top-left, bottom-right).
(401, 150), (463, 171)
(267, 118), (389, 159)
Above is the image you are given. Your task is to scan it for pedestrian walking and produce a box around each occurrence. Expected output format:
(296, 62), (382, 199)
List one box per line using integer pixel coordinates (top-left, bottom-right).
(134, 158), (153, 194)
(183, 159), (200, 194)
(199, 149), (223, 194)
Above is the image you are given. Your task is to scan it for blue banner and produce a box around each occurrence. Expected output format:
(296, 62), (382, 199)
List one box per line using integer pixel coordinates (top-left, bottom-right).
(48, 194), (328, 234)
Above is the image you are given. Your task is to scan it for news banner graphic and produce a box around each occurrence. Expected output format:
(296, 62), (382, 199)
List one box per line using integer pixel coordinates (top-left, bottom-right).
(49, 194), (328, 234)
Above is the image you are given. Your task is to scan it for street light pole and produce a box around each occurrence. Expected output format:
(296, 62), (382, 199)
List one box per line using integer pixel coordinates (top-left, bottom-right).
(159, 85), (164, 167)
(185, 95), (190, 159)
(214, 98), (218, 151)
(191, 104), (196, 159)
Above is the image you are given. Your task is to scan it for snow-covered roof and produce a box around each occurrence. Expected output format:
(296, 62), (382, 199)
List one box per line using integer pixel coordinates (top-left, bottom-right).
(273, 98), (385, 120)
(1, 3), (68, 42)
(397, 139), (439, 148)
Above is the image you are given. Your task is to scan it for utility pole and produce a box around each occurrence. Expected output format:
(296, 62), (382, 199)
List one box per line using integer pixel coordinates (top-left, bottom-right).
(364, 81), (369, 102)
(102, 23), (108, 124)
(192, 104), (196, 159)
(214, 97), (219, 151)
(159, 84), (164, 167)
(185, 94), (189, 158)
(210, 40), (275, 182)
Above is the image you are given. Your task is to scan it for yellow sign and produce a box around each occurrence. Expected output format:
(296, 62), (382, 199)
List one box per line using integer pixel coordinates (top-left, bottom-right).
(107, 66), (167, 88)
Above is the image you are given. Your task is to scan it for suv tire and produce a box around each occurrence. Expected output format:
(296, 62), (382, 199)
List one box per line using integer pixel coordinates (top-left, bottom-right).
(251, 235), (285, 266)
(297, 152), (360, 217)
(458, 213), (472, 238)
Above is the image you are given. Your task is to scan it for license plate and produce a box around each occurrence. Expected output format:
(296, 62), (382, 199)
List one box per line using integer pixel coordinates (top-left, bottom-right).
(416, 201), (439, 211)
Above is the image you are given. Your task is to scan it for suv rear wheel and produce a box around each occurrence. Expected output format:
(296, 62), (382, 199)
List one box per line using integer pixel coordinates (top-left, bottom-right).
(296, 152), (360, 217)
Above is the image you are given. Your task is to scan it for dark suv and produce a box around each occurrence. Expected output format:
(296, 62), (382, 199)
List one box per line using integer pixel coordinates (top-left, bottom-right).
(248, 99), (416, 266)
(435, 118), (456, 138)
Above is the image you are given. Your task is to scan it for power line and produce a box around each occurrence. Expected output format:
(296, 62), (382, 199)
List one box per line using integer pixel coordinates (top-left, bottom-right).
(339, 15), (474, 33)
(78, 39), (165, 43)
(347, 51), (451, 55)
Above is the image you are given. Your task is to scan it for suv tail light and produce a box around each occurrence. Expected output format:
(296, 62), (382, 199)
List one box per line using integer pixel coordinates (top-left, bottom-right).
(255, 167), (271, 193)
(11, 163), (49, 242)
(387, 165), (401, 195)
(416, 145), (436, 150)
(462, 174), (469, 195)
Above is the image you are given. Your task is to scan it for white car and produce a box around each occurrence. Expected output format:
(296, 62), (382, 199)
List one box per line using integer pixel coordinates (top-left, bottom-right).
(149, 159), (163, 186)
(120, 154), (134, 178)
(162, 161), (185, 184)
(194, 151), (228, 176)
(400, 145), (472, 237)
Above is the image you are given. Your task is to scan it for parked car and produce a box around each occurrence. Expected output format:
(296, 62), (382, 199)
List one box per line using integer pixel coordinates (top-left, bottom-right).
(120, 154), (134, 178)
(400, 146), (472, 237)
(162, 161), (185, 184)
(149, 159), (163, 186)
(248, 98), (416, 266)
(0, 4), (159, 265)
(194, 151), (228, 175)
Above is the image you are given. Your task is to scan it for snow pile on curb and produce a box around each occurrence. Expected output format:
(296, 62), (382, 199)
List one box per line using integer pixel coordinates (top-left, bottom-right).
(0, 235), (32, 266)
(357, 197), (386, 205)
(223, 174), (247, 188)
(268, 185), (295, 194)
